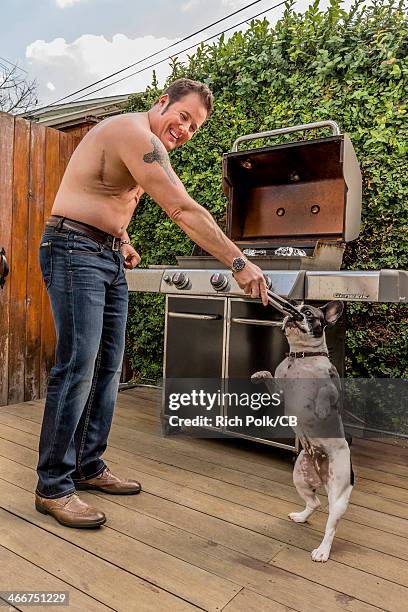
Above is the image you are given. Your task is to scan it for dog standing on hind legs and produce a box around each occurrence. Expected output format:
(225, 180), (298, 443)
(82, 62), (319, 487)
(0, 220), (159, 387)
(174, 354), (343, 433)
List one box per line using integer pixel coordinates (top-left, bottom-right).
(252, 300), (354, 562)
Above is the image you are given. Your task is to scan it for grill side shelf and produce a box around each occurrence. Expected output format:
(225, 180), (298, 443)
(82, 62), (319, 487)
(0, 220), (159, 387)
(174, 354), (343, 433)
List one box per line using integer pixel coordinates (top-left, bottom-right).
(305, 270), (408, 302)
(379, 270), (407, 303)
(125, 269), (165, 292)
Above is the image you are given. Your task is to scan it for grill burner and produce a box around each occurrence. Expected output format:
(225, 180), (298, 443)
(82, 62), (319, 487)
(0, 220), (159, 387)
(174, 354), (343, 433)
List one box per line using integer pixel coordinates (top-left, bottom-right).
(176, 241), (345, 271)
(274, 247), (307, 257)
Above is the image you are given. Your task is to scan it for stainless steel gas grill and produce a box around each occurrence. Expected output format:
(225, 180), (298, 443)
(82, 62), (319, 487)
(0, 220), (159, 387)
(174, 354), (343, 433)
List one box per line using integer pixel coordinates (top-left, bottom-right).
(126, 121), (407, 451)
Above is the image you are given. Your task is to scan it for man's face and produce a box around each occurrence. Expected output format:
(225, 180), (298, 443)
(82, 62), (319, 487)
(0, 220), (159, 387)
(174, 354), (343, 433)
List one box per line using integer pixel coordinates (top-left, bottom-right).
(154, 92), (208, 151)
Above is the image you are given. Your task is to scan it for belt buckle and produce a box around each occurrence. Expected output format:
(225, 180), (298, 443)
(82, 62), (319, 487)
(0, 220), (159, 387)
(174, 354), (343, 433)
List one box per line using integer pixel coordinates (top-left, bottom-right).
(111, 237), (120, 251)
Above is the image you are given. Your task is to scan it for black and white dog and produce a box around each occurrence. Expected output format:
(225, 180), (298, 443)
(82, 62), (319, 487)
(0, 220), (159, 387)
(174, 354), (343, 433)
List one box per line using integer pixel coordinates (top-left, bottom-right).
(253, 301), (354, 562)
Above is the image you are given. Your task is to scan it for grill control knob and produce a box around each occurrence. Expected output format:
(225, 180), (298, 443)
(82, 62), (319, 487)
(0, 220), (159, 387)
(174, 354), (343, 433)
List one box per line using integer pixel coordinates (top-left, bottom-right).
(171, 272), (190, 289)
(210, 272), (229, 292)
(263, 275), (272, 289)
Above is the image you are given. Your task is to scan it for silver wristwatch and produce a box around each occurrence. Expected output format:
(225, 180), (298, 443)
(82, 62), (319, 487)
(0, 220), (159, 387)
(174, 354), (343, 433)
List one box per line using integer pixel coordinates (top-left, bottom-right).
(231, 256), (247, 273)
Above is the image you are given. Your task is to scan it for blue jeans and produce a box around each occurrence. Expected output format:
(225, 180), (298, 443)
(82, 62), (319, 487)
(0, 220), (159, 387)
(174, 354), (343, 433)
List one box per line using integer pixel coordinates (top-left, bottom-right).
(36, 225), (128, 498)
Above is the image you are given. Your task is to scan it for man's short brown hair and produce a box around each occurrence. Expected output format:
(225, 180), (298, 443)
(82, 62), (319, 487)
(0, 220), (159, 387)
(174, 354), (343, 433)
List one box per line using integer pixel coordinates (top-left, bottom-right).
(157, 78), (213, 116)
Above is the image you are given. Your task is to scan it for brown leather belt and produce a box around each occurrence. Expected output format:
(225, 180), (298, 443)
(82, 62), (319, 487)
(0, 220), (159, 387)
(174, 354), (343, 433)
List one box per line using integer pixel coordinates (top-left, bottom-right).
(46, 215), (121, 251)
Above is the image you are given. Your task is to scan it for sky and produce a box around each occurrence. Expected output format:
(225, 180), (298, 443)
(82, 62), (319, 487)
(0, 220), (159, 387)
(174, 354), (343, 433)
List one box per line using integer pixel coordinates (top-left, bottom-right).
(1, 0), (362, 110)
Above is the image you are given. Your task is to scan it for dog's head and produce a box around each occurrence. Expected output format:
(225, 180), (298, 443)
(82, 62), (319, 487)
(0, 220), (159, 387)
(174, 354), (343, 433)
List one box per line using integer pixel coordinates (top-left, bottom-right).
(283, 301), (344, 346)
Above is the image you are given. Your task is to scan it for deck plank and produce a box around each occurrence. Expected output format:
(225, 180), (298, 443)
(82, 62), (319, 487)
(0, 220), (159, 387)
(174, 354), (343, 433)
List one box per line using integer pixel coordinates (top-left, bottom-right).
(0, 543), (112, 611)
(271, 545), (408, 612)
(222, 589), (296, 612)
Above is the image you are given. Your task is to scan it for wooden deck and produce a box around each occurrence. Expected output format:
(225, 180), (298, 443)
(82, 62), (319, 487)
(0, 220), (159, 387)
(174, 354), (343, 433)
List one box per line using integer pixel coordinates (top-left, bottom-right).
(0, 387), (407, 612)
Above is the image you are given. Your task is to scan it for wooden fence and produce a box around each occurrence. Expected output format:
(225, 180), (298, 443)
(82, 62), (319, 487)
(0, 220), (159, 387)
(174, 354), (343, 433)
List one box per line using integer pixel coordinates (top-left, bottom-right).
(0, 112), (78, 406)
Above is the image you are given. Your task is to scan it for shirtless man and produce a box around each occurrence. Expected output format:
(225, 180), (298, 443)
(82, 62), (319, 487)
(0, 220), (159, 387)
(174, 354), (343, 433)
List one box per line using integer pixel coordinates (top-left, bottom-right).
(35, 78), (268, 528)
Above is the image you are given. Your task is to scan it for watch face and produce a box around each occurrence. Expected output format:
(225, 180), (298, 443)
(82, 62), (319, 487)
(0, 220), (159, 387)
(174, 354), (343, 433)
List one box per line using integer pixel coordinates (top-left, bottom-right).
(232, 256), (246, 272)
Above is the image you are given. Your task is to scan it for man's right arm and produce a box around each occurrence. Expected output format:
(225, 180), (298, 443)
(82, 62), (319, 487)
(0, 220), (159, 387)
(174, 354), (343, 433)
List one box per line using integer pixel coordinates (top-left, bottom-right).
(116, 123), (268, 304)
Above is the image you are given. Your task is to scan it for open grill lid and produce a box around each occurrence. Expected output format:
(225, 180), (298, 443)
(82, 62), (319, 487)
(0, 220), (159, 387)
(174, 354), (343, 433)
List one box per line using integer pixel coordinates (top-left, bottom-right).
(222, 121), (362, 249)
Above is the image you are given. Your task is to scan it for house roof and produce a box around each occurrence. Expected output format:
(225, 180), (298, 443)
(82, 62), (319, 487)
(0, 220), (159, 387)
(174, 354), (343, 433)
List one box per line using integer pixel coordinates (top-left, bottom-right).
(20, 93), (131, 129)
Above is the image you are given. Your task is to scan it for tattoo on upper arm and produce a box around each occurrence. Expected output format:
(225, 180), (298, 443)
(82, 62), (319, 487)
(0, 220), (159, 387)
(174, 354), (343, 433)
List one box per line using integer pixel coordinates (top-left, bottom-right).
(143, 135), (177, 185)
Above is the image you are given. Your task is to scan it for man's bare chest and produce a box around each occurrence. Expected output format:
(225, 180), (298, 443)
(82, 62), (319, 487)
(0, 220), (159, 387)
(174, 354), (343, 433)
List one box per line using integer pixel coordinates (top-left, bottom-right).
(95, 150), (136, 192)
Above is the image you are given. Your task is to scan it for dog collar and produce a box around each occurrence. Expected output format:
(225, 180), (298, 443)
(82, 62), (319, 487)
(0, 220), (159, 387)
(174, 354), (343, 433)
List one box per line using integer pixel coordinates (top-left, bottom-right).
(286, 351), (329, 359)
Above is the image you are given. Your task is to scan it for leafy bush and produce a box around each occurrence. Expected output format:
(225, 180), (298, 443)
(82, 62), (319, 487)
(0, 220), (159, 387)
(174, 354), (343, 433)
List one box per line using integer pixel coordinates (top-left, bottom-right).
(125, 0), (407, 381)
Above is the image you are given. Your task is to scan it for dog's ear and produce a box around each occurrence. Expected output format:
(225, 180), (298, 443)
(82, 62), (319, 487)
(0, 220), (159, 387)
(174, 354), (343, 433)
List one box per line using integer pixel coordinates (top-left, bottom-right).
(321, 301), (344, 325)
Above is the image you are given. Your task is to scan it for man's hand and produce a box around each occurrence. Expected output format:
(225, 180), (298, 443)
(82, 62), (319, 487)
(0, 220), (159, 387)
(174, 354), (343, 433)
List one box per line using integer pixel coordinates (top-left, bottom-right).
(233, 261), (269, 306)
(121, 243), (141, 269)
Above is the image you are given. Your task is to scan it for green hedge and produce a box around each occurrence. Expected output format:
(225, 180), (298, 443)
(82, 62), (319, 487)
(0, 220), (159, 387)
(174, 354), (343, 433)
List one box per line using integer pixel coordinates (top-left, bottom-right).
(125, 0), (408, 381)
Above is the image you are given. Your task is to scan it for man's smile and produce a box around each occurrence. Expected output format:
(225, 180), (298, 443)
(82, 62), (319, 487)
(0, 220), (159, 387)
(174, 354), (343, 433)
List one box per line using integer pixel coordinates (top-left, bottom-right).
(166, 128), (182, 149)
(168, 128), (180, 145)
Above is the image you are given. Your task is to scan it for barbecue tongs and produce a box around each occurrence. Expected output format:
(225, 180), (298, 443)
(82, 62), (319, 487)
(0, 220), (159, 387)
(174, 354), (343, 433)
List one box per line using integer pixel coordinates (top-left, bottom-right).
(266, 288), (304, 321)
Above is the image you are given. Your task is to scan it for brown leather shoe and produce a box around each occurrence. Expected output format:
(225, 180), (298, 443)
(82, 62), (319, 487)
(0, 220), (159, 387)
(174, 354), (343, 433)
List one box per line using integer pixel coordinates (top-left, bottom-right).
(75, 466), (142, 495)
(35, 492), (106, 528)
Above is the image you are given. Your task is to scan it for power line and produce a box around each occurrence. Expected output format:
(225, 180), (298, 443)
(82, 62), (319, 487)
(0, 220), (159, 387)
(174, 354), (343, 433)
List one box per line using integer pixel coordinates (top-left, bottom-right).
(66, 1), (288, 105)
(41, 0), (268, 109)
(0, 55), (29, 74)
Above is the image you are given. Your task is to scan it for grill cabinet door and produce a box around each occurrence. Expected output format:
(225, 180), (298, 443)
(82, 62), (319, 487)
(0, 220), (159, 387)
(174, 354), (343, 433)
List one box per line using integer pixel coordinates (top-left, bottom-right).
(165, 297), (226, 378)
(226, 298), (295, 445)
(163, 297), (226, 431)
(227, 299), (287, 377)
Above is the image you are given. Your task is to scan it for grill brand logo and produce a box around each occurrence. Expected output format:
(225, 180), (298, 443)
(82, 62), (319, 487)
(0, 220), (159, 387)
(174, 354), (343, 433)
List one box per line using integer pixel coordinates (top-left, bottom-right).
(334, 292), (369, 300)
